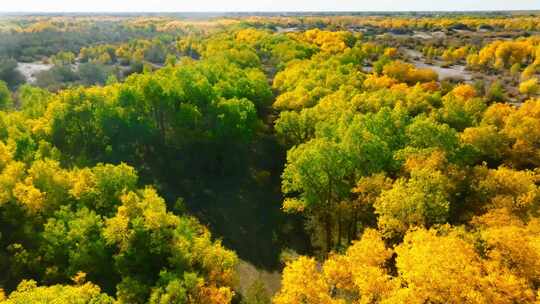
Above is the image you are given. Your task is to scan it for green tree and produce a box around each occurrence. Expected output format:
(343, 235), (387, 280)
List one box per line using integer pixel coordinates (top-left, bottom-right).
(0, 81), (12, 110)
(374, 167), (451, 238)
(282, 138), (353, 252)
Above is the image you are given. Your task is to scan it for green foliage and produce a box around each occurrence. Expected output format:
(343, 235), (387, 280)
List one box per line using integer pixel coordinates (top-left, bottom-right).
(213, 98), (258, 142)
(405, 115), (461, 161)
(51, 52), (76, 66)
(17, 85), (51, 118)
(0, 59), (24, 89)
(0, 81), (12, 110)
(272, 55), (364, 110)
(41, 207), (116, 290)
(282, 138), (353, 213)
(77, 63), (112, 86)
(374, 168), (451, 238)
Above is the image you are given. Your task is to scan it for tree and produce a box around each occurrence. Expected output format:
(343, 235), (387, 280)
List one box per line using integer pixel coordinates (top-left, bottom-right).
(273, 256), (337, 304)
(460, 125), (508, 164)
(1, 280), (114, 304)
(391, 228), (534, 303)
(51, 51), (76, 66)
(0, 81), (12, 110)
(471, 166), (540, 219)
(70, 163), (138, 215)
(17, 85), (51, 118)
(273, 229), (395, 304)
(477, 219), (540, 287)
(40, 207), (116, 291)
(519, 78), (540, 97)
(78, 62), (111, 86)
(323, 229), (395, 302)
(282, 138), (353, 252)
(298, 29), (357, 54)
(501, 99), (540, 167)
(213, 98), (258, 143)
(374, 167), (451, 238)
(437, 85), (486, 131)
(405, 116), (461, 161)
(382, 60), (438, 85)
(274, 110), (316, 146)
(103, 187), (238, 303)
(341, 108), (408, 175)
(272, 57), (363, 110)
(0, 58), (25, 89)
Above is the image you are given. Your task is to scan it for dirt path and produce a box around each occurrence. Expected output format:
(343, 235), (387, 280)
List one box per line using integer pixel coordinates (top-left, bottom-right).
(236, 259), (281, 298)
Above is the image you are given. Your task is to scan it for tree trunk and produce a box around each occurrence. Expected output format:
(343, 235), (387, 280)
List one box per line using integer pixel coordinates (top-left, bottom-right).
(351, 209), (358, 243)
(337, 206), (342, 248)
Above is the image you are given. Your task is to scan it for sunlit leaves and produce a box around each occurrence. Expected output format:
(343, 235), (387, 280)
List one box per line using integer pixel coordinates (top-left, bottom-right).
(374, 168), (451, 238)
(1, 280), (114, 304)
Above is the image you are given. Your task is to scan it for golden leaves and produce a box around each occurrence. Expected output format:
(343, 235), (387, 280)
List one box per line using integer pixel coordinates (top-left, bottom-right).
(13, 179), (45, 213)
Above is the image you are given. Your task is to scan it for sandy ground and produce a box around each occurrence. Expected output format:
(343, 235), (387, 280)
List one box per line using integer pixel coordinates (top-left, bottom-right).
(16, 62), (53, 84)
(236, 259), (281, 298)
(402, 48), (473, 82)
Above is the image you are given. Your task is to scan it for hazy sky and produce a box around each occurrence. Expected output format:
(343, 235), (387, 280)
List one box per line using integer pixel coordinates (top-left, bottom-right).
(1, 0), (539, 12)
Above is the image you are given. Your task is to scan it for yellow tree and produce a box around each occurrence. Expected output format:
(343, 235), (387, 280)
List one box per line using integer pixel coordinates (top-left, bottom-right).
(502, 99), (540, 167)
(274, 229), (395, 304)
(273, 256), (338, 304)
(519, 78), (540, 97)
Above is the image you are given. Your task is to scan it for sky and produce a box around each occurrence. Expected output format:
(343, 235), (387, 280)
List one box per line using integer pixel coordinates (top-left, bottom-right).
(0, 0), (539, 12)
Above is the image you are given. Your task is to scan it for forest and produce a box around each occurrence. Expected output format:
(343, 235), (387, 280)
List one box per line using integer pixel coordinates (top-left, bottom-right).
(0, 11), (540, 303)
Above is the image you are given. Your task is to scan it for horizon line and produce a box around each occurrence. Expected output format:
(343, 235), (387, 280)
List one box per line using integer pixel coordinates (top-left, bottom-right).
(1, 9), (539, 14)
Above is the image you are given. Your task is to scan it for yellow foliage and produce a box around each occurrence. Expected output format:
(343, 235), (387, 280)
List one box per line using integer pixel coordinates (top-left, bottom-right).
(394, 228), (486, 303)
(382, 60), (438, 85)
(1, 280), (113, 303)
(481, 223), (540, 284)
(473, 166), (540, 217)
(343, 229), (395, 301)
(0, 162), (25, 206)
(470, 208), (524, 229)
(502, 99), (540, 167)
(68, 168), (96, 200)
(353, 174), (393, 208)
(461, 125), (508, 160)
(384, 47), (398, 58)
(299, 29), (354, 53)
(392, 228), (535, 303)
(197, 285), (235, 304)
(0, 141), (13, 170)
(282, 198), (306, 213)
(468, 38), (537, 72)
(363, 74), (397, 90)
(275, 230), (394, 303)
(374, 167), (450, 238)
(13, 179), (45, 213)
(481, 103), (514, 129)
(520, 78), (540, 96)
(442, 46), (470, 63)
(451, 84), (477, 99)
(235, 29), (269, 45)
(103, 205), (131, 250)
(71, 271), (87, 285)
(273, 256), (338, 304)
